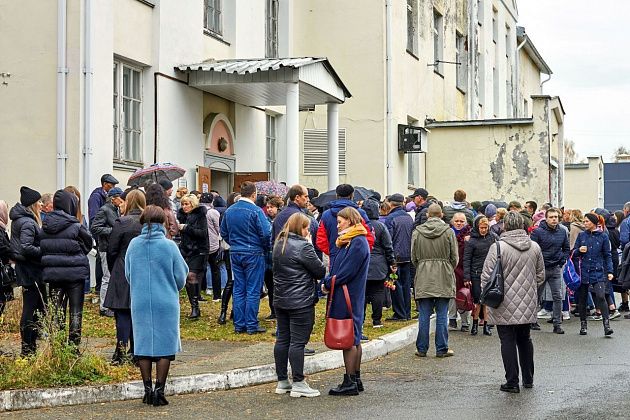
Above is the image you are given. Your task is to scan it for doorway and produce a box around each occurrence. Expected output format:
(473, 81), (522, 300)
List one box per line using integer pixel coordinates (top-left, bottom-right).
(211, 169), (232, 198)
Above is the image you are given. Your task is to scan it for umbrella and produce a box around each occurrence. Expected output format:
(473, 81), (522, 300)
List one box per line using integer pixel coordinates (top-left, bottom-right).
(255, 181), (289, 197)
(353, 186), (376, 202)
(311, 186), (376, 208)
(127, 163), (186, 187)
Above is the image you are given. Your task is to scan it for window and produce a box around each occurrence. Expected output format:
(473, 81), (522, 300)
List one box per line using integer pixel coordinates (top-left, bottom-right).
(266, 114), (277, 180)
(456, 32), (467, 93)
(303, 129), (346, 175)
(407, 0), (418, 56)
(433, 9), (444, 75)
(113, 61), (142, 164)
(204, 0), (222, 36)
(266, 0), (279, 58)
(407, 153), (419, 187)
(493, 66), (499, 117)
(477, 0), (484, 25)
(523, 98), (529, 117)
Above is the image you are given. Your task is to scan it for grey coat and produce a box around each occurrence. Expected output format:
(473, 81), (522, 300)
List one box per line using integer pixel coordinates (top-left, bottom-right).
(481, 229), (545, 325)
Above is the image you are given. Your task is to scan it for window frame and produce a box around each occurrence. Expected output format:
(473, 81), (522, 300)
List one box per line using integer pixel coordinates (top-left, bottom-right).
(455, 31), (467, 93)
(433, 9), (444, 76)
(266, 114), (277, 180)
(113, 60), (143, 165)
(204, 0), (223, 37)
(406, 0), (419, 57)
(265, 0), (279, 58)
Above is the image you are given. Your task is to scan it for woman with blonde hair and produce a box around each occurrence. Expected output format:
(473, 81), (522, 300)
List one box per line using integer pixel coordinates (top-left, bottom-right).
(104, 189), (147, 364)
(177, 193), (209, 319)
(569, 209), (585, 249)
(321, 206), (371, 396)
(491, 207), (507, 236)
(272, 212), (326, 398)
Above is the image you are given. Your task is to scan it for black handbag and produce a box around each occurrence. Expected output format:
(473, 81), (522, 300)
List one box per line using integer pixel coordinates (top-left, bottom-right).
(480, 240), (505, 309)
(0, 260), (17, 288)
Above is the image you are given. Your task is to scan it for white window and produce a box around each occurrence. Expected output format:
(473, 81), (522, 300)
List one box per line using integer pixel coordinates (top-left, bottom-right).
(266, 114), (277, 180)
(407, 153), (419, 187)
(113, 61), (142, 164)
(266, 0), (279, 58)
(493, 66), (499, 117)
(523, 98), (529, 117)
(303, 129), (346, 175)
(204, 0), (222, 36)
(456, 32), (467, 93)
(433, 9), (444, 75)
(407, 0), (418, 56)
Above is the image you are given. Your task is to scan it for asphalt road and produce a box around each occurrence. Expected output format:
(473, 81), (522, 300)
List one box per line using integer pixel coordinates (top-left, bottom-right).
(5, 317), (630, 420)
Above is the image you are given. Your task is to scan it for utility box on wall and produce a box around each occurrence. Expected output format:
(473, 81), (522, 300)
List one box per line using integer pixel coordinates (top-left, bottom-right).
(398, 125), (428, 153)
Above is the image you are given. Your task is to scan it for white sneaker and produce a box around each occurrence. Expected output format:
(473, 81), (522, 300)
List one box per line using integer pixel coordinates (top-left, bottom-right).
(562, 311), (570, 320)
(275, 380), (292, 394)
(290, 380), (320, 398)
(610, 310), (621, 320)
(537, 309), (552, 320)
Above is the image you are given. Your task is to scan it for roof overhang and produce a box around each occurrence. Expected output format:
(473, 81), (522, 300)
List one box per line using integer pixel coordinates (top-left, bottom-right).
(517, 27), (552, 75)
(176, 57), (351, 107)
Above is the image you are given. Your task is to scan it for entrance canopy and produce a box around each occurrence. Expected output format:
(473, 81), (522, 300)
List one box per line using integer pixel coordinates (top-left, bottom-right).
(177, 57), (351, 106)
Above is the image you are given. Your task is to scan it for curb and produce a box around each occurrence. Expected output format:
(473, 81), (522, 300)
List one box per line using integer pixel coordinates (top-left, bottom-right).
(1, 321), (426, 412)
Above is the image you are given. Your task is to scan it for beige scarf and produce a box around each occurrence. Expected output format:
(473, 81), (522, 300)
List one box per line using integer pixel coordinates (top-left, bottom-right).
(335, 223), (367, 248)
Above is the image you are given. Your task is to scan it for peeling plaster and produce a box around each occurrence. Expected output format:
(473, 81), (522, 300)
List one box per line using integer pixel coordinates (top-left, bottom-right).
(512, 142), (532, 181)
(490, 143), (506, 189)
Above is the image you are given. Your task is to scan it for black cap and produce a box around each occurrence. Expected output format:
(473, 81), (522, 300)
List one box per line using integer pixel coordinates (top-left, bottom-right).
(200, 193), (214, 204)
(159, 179), (173, 191)
(408, 188), (428, 200)
(335, 184), (354, 198)
(20, 186), (42, 207)
(100, 174), (119, 185)
(389, 193), (405, 203)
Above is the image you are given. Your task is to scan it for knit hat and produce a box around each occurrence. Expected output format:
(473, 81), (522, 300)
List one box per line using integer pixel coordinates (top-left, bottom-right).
(159, 179), (173, 191)
(20, 186), (42, 207)
(584, 213), (599, 226)
(484, 203), (497, 218)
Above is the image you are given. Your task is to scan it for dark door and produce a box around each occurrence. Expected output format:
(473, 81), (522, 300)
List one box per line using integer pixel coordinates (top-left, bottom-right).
(233, 172), (269, 192)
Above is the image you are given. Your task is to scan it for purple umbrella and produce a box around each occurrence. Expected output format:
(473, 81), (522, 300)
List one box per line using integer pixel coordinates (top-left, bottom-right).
(255, 181), (289, 197)
(127, 163), (186, 187)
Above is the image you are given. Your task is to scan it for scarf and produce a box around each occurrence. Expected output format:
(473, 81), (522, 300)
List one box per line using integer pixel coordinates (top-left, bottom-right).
(336, 223), (367, 248)
(0, 200), (7, 231)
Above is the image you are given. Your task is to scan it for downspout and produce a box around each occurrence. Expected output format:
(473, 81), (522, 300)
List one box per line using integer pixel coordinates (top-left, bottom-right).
(83, 0), (93, 219)
(546, 98), (552, 203)
(57, 0), (68, 189)
(385, 0), (393, 194)
(515, 35), (527, 116)
(540, 73), (552, 93)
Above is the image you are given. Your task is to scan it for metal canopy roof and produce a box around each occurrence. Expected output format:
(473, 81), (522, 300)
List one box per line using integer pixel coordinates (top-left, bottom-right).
(177, 57), (351, 107)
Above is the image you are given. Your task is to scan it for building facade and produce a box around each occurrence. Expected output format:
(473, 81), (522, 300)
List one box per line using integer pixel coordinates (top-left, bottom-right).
(564, 157), (604, 212)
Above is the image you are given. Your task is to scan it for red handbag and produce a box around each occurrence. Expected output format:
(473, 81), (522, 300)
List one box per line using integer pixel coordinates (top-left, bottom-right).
(324, 276), (355, 350)
(456, 286), (475, 312)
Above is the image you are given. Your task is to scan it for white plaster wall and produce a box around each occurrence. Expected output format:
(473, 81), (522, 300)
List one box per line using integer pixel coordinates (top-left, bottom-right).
(234, 0), (265, 57)
(157, 0), (204, 74)
(234, 104), (267, 173)
(114, 0), (153, 65)
(564, 158), (603, 212)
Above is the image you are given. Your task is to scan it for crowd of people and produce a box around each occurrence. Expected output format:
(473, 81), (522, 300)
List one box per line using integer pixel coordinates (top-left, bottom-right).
(1, 174), (629, 401)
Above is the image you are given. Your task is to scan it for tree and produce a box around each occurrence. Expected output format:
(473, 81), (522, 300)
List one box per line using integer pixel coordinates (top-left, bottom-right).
(613, 145), (630, 162)
(564, 138), (579, 164)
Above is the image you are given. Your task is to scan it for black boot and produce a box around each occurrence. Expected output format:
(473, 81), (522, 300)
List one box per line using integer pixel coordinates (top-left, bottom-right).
(483, 323), (492, 336)
(579, 320), (587, 335)
(218, 310), (227, 325)
(603, 318), (614, 336)
(470, 320), (479, 336)
(142, 380), (153, 404)
(111, 345), (124, 366)
(329, 374), (359, 396)
(186, 284), (200, 320)
(152, 381), (168, 406)
(355, 370), (364, 392)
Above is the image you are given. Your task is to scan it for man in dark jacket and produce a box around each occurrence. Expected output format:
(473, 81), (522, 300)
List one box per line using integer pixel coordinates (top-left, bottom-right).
(508, 201), (533, 230)
(442, 189), (475, 226)
(384, 194), (414, 321)
(90, 187), (123, 316)
(272, 184), (319, 245)
(530, 208), (570, 334)
(409, 188), (430, 227)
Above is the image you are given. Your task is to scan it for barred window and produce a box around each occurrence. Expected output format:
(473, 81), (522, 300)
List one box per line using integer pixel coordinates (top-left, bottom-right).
(204, 0), (222, 36)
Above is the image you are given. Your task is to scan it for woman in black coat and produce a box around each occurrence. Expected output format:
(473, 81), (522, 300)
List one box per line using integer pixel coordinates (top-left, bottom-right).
(177, 194), (209, 320)
(40, 190), (92, 348)
(9, 187), (45, 356)
(463, 215), (498, 336)
(272, 212), (326, 398)
(0, 200), (14, 316)
(105, 190), (145, 364)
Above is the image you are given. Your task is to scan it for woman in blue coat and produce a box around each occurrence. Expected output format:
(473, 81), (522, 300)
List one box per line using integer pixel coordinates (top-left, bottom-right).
(572, 212), (614, 336)
(125, 205), (188, 406)
(322, 206), (370, 396)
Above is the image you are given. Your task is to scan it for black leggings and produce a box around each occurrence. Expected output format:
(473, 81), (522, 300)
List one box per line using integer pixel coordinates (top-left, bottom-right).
(21, 281), (47, 356)
(264, 269), (275, 315)
(50, 281), (85, 347)
(364, 280), (385, 323)
(221, 250), (234, 311)
(578, 282), (609, 321)
(208, 251), (221, 300)
(114, 309), (133, 350)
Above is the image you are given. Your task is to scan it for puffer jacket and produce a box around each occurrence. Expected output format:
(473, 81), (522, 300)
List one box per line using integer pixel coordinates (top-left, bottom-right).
(272, 232), (326, 310)
(411, 217), (458, 299)
(40, 210), (92, 283)
(367, 220), (395, 281)
(572, 229), (613, 284)
(463, 220), (498, 281)
(384, 205), (414, 263)
(443, 201), (475, 226)
(90, 202), (119, 252)
(413, 201), (431, 227)
(177, 205), (210, 258)
(9, 203), (42, 287)
(530, 220), (570, 268)
(481, 229), (545, 325)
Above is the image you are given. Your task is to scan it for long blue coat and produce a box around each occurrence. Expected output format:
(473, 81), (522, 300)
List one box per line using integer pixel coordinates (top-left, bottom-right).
(323, 235), (370, 346)
(125, 224), (188, 357)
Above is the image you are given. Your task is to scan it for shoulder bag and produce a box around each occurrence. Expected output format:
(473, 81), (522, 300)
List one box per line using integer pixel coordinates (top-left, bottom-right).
(480, 240), (505, 309)
(324, 275), (355, 350)
(0, 259), (17, 289)
(562, 250), (582, 292)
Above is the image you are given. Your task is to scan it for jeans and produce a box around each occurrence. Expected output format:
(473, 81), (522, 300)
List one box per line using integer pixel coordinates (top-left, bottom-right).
(208, 251), (221, 300)
(99, 251), (111, 311)
(230, 252), (265, 332)
(497, 324), (534, 387)
(391, 262), (412, 319)
(364, 280), (386, 323)
(21, 281), (47, 356)
(49, 281), (85, 347)
(416, 297), (449, 354)
(274, 305), (315, 382)
(538, 266), (563, 327)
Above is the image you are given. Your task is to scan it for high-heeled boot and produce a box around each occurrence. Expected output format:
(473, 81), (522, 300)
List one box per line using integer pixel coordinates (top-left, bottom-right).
(355, 370), (364, 392)
(483, 323), (492, 336)
(186, 284), (200, 320)
(142, 380), (153, 404)
(579, 320), (587, 335)
(152, 381), (168, 406)
(329, 374), (359, 396)
(470, 320), (479, 336)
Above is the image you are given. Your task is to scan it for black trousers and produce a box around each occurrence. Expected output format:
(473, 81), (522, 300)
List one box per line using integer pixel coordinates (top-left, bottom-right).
(221, 250), (234, 310)
(114, 308), (133, 351)
(264, 269), (275, 315)
(365, 280), (386, 323)
(208, 251), (222, 300)
(274, 305), (315, 382)
(496, 324), (534, 387)
(50, 281), (85, 347)
(21, 281), (47, 355)
(578, 282), (609, 321)
(95, 244), (103, 292)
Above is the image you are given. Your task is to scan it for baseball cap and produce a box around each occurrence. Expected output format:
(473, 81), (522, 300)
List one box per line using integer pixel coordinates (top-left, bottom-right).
(408, 188), (428, 199)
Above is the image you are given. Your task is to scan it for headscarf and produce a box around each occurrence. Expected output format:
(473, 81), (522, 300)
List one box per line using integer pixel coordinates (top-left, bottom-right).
(0, 200), (7, 230)
(336, 223), (367, 248)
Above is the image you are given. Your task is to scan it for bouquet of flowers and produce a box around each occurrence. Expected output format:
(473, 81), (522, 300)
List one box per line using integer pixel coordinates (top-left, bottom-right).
(385, 272), (397, 291)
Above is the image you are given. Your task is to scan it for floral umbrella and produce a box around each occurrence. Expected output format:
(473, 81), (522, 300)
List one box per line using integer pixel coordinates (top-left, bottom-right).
(255, 181), (289, 197)
(127, 163), (186, 188)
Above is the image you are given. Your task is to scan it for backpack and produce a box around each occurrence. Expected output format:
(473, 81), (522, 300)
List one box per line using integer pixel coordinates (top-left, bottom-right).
(562, 251), (581, 292)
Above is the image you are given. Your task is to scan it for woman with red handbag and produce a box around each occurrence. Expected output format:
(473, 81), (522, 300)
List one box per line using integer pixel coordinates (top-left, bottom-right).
(321, 207), (371, 396)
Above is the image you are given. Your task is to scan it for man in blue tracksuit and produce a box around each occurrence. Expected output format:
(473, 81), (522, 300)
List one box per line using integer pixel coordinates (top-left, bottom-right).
(220, 181), (271, 334)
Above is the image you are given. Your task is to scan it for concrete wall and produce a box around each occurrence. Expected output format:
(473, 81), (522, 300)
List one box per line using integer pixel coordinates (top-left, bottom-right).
(564, 157), (604, 212)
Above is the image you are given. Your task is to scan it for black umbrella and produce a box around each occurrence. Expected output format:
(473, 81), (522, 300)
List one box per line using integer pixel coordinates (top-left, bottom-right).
(353, 186), (376, 202)
(311, 190), (337, 208)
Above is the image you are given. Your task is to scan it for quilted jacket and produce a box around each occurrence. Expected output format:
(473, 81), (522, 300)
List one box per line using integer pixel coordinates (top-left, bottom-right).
(481, 229), (545, 325)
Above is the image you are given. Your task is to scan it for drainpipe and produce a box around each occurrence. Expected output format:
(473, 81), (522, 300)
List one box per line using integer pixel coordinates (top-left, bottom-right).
(385, 0), (393, 194)
(83, 0), (93, 218)
(540, 73), (552, 93)
(515, 35), (527, 116)
(57, 0), (68, 189)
